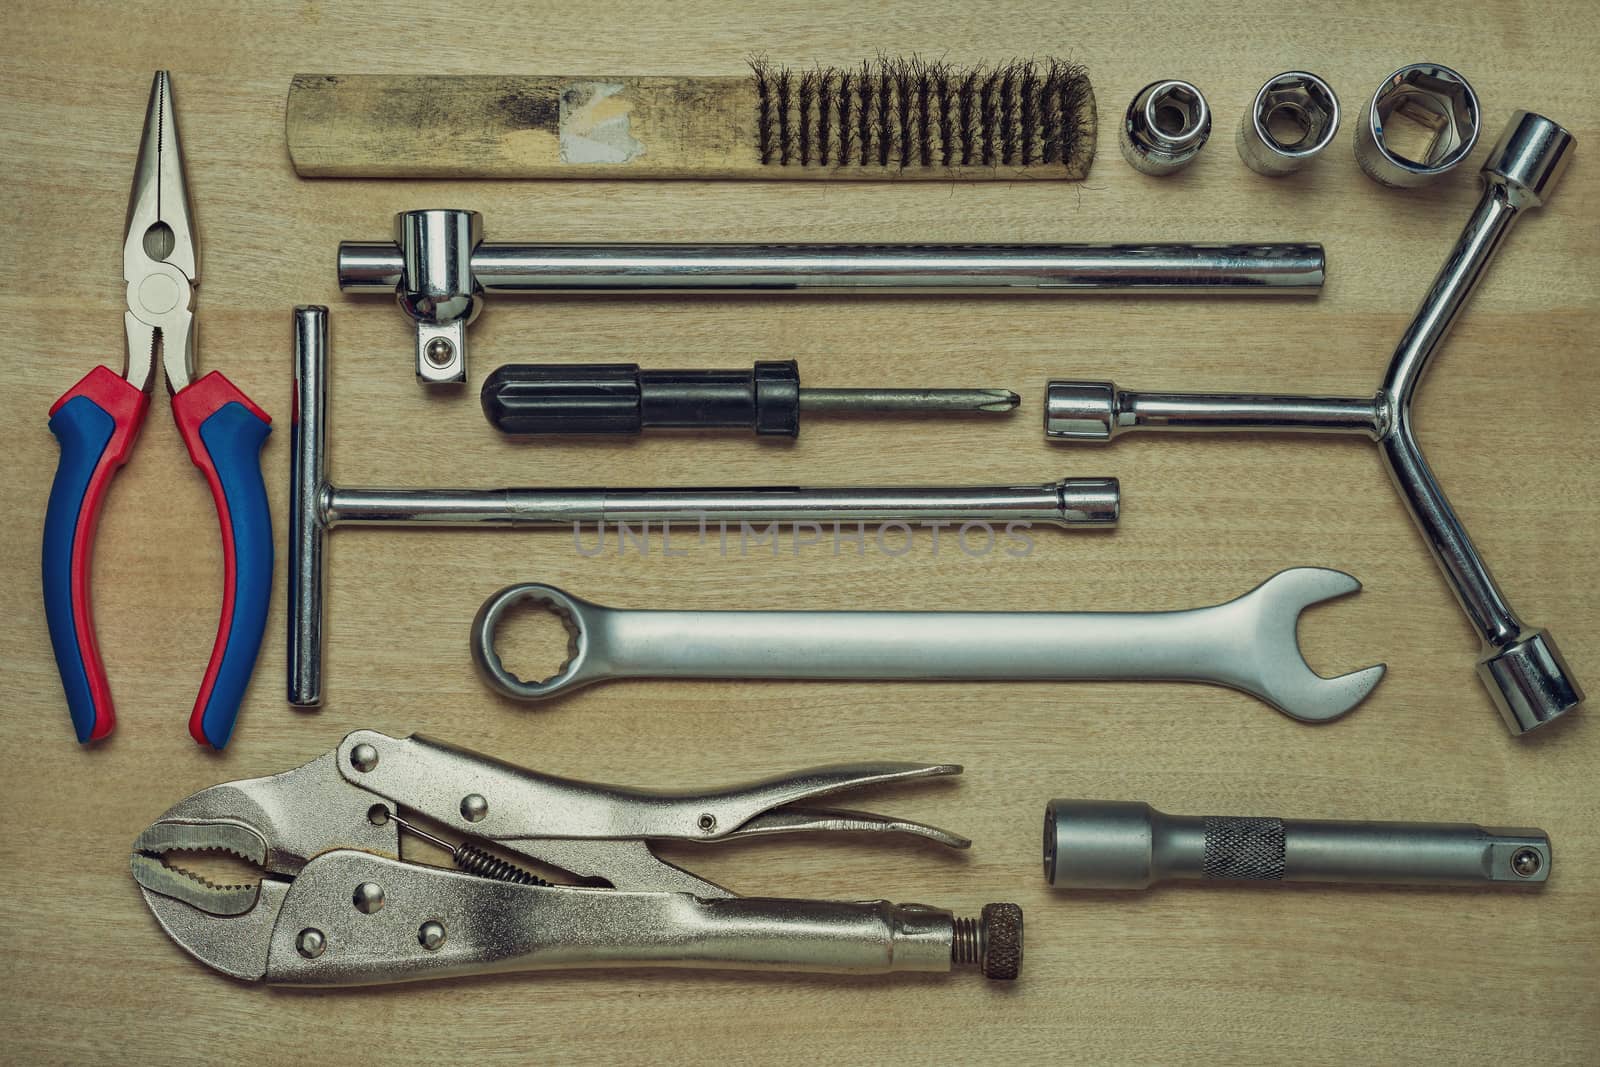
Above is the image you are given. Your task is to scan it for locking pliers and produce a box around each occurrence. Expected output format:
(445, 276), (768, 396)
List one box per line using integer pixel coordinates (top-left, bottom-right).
(131, 730), (1021, 985)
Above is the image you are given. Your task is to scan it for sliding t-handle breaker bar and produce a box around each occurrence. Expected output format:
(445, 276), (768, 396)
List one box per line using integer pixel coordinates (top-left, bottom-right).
(289, 306), (1118, 707)
(1044, 112), (1582, 736)
(335, 211), (1325, 383)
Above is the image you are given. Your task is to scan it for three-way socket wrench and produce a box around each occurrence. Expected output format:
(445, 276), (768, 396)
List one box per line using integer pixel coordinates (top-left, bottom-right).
(472, 568), (1385, 722)
(1045, 111), (1581, 735)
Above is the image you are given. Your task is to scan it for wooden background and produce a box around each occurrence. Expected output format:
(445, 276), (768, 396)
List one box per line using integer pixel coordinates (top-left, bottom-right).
(3, 2), (1596, 1063)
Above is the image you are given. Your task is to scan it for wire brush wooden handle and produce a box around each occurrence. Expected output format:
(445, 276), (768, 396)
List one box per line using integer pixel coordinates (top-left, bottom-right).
(287, 61), (1095, 180)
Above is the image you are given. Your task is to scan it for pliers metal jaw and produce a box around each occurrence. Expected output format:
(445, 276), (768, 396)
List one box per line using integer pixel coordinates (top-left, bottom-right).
(131, 730), (1023, 985)
(123, 69), (198, 397)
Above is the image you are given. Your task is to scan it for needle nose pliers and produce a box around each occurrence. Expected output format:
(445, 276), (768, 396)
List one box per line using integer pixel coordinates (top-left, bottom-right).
(43, 71), (272, 748)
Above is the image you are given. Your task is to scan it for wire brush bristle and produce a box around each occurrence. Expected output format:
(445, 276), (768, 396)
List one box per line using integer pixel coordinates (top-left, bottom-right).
(749, 56), (1091, 170)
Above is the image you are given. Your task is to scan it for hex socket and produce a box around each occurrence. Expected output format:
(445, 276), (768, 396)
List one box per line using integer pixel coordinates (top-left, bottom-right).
(1236, 71), (1340, 176)
(1355, 63), (1480, 187)
(1120, 80), (1211, 175)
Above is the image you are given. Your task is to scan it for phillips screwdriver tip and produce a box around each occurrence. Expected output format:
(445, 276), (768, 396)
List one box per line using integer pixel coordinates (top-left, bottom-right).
(972, 388), (1023, 412)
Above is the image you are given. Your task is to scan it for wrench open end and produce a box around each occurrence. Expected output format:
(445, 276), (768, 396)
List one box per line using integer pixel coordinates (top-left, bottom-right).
(1230, 568), (1387, 723)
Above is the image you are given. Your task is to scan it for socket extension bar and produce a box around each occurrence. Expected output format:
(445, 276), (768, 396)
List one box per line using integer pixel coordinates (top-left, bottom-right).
(1044, 799), (1551, 889)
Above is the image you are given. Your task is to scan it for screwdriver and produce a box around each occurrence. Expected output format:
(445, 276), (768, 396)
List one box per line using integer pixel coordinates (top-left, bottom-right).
(481, 360), (1020, 438)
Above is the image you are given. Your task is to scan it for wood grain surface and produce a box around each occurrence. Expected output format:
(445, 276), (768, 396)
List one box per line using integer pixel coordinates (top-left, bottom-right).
(2, 2), (1596, 1063)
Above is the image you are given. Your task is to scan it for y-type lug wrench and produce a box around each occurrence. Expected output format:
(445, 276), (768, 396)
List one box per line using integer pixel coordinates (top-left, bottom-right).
(290, 307), (1117, 707)
(471, 568), (1386, 722)
(1045, 111), (1582, 735)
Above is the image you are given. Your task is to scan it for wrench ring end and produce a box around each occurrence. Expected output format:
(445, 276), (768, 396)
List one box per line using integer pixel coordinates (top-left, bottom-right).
(472, 583), (591, 701)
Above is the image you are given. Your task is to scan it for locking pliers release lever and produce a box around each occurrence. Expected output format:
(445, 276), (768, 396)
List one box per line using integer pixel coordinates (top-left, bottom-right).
(131, 730), (1021, 984)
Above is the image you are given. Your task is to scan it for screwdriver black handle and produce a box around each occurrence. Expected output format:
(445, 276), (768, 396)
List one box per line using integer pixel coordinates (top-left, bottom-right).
(482, 361), (801, 437)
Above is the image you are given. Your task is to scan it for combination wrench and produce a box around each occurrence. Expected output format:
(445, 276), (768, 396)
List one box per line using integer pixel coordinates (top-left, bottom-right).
(471, 568), (1386, 722)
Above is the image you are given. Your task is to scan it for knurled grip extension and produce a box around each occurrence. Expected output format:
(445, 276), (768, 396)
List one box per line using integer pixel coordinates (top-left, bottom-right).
(1044, 800), (1550, 890)
(1200, 816), (1286, 880)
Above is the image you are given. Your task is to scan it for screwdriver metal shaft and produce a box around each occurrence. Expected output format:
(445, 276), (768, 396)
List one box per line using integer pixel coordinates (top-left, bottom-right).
(798, 388), (1021, 415)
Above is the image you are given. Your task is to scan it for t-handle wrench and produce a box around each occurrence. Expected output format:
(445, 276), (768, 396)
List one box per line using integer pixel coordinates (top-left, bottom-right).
(471, 568), (1386, 722)
(1044, 111), (1582, 735)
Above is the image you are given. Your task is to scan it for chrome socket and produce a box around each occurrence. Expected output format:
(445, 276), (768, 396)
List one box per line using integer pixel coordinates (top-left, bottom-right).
(1236, 71), (1340, 176)
(1120, 80), (1211, 175)
(1355, 63), (1480, 187)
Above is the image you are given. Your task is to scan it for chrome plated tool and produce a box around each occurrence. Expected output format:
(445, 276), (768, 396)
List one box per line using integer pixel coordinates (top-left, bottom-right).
(481, 359), (1019, 437)
(1044, 799), (1551, 889)
(290, 306), (1117, 707)
(1355, 63), (1480, 187)
(131, 729), (1022, 984)
(1236, 71), (1340, 176)
(471, 569), (1385, 722)
(42, 72), (272, 748)
(336, 210), (1325, 383)
(1045, 112), (1582, 735)
(1120, 80), (1211, 175)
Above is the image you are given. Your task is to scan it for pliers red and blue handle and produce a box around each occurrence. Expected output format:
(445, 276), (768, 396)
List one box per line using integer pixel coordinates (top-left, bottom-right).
(44, 72), (272, 749)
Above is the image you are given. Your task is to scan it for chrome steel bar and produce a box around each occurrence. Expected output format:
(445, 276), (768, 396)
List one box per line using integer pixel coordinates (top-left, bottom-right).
(340, 211), (1325, 383)
(1044, 112), (1583, 736)
(323, 481), (1116, 528)
(338, 236), (1327, 294)
(289, 306), (328, 708)
(1045, 383), (1381, 439)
